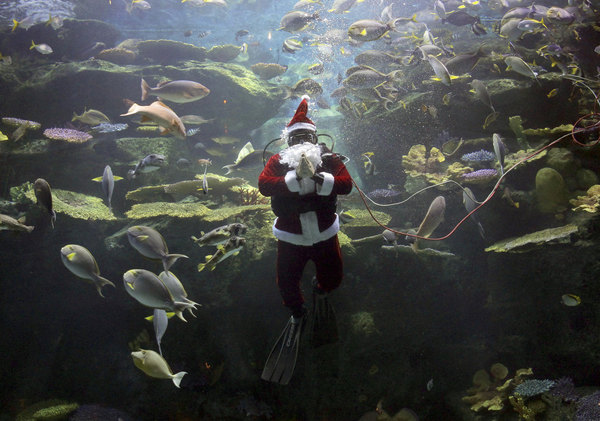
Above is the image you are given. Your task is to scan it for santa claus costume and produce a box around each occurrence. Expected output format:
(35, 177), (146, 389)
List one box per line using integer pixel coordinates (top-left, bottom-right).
(258, 96), (353, 318)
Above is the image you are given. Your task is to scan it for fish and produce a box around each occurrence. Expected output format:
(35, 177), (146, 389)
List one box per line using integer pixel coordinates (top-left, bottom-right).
(125, 0), (151, 14)
(547, 88), (558, 98)
(30, 40), (53, 55)
(427, 54), (454, 86)
(546, 7), (575, 24)
(60, 244), (115, 297)
(121, 100), (186, 138)
(191, 223), (248, 247)
(72, 109), (111, 125)
(348, 19), (400, 42)
(561, 294), (581, 306)
(517, 18), (546, 33)
(235, 29), (250, 41)
(91, 123), (128, 133)
(200, 160), (209, 194)
(427, 378), (434, 392)
(180, 115), (214, 125)
(443, 45), (486, 73)
(127, 225), (188, 273)
(308, 62), (324, 75)
(279, 10), (320, 33)
(505, 56), (540, 85)
(34, 178), (56, 228)
(282, 37), (303, 53)
(361, 152), (376, 175)
(493, 133), (506, 175)
(342, 68), (401, 90)
(296, 153), (316, 179)
(501, 187), (520, 208)
(0, 214), (34, 233)
(223, 142), (273, 174)
(149, 309), (168, 356)
(158, 271), (200, 314)
(123, 269), (196, 321)
(92, 165), (123, 210)
(329, 0), (364, 14)
(412, 196), (446, 251)
(197, 236), (246, 272)
(211, 136), (240, 145)
(140, 79), (210, 103)
(183, 30), (193, 37)
(462, 187), (485, 238)
(294, 0), (323, 9)
(9, 123), (28, 142)
(482, 111), (500, 129)
(46, 14), (64, 30)
(470, 79), (495, 112)
(131, 349), (186, 387)
(197, 158), (212, 166)
(128, 154), (165, 179)
(12, 16), (36, 31)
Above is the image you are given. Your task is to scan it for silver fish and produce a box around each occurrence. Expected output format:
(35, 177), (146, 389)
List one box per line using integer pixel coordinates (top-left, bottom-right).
(93, 165), (122, 210)
(128, 154), (165, 180)
(191, 223), (248, 247)
(197, 236), (245, 272)
(131, 349), (186, 387)
(127, 225), (188, 273)
(140, 79), (210, 104)
(412, 196), (446, 251)
(493, 133), (506, 175)
(123, 269), (195, 321)
(470, 79), (495, 112)
(34, 178), (56, 228)
(462, 188), (485, 239)
(150, 309), (168, 356)
(0, 213), (34, 233)
(60, 244), (115, 297)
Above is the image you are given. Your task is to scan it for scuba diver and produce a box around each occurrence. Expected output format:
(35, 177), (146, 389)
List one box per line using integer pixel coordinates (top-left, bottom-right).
(258, 96), (353, 384)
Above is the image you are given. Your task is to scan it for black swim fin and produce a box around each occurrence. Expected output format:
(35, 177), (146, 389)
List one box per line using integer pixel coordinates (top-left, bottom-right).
(310, 291), (338, 348)
(261, 314), (305, 385)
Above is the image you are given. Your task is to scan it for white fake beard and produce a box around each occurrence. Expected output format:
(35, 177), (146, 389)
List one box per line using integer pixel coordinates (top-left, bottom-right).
(279, 142), (322, 169)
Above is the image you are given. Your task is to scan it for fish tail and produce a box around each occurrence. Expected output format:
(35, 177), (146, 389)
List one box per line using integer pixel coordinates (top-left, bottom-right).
(164, 253), (189, 272)
(172, 371), (187, 388)
(29, 40), (36, 50)
(197, 263), (206, 272)
(12, 19), (18, 32)
(93, 274), (116, 298)
(222, 164), (234, 175)
(140, 78), (149, 102)
(71, 112), (78, 122)
(50, 210), (56, 229)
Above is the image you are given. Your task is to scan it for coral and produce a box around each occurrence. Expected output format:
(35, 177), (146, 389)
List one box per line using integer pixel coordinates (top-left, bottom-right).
(462, 365), (533, 412)
(1, 117), (41, 130)
(233, 185), (270, 206)
(350, 311), (378, 336)
(523, 124), (574, 137)
(95, 47), (137, 65)
(509, 395), (546, 421)
(91, 123), (128, 133)
(461, 168), (498, 185)
(136, 39), (207, 63)
(43, 128), (92, 144)
(250, 62), (288, 80)
(549, 377), (578, 403)
(484, 224), (579, 253)
(503, 148), (547, 169)
(536, 167), (568, 213)
(403, 144), (473, 186)
(16, 400), (78, 421)
(126, 202), (212, 219)
(576, 391), (600, 421)
(514, 379), (555, 397)
(571, 185), (600, 213)
(461, 149), (496, 162)
(546, 147), (580, 176)
(576, 169), (599, 190)
(125, 185), (172, 203)
(508, 115), (529, 149)
(207, 44), (242, 62)
(21, 183), (116, 221)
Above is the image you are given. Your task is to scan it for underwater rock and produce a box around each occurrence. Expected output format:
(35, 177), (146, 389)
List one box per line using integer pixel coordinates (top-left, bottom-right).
(95, 47), (137, 65)
(484, 224), (579, 253)
(125, 185), (172, 203)
(535, 167), (569, 213)
(522, 124), (574, 137)
(1, 117), (41, 130)
(207, 44), (243, 62)
(545, 147), (580, 177)
(576, 169), (599, 190)
(136, 39), (207, 63)
(339, 208), (391, 238)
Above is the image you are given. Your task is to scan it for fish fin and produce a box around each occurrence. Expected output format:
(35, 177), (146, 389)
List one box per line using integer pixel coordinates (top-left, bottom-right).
(140, 78), (149, 102)
(113, 175), (124, 181)
(172, 371), (187, 388)
(12, 19), (18, 32)
(144, 315), (154, 321)
(138, 235), (149, 242)
(164, 253), (189, 272)
(197, 263), (206, 272)
(93, 274), (115, 298)
(222, 164), (234, 175)
(30, 40), (36, 50)
(205, 254), (213, 260)
(156, 80), (170, 87)
(66, 252), (77, 261)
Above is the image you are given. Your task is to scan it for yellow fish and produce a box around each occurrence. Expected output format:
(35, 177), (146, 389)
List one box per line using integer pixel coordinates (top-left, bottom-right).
(561, 294), (581, 306)
(547, 88), (558, 98)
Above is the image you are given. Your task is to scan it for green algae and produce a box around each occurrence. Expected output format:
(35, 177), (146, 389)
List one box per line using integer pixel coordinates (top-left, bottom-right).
(16, 399), (78, 421)
(484, 224), (579, 253)
(126, 202), (212, 219)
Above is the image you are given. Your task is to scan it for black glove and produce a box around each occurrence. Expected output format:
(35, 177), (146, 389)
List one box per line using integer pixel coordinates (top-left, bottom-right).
(311, 172), (324, 185)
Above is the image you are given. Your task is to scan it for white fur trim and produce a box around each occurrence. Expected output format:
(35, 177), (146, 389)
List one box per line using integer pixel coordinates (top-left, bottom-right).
(316, 172), (334, 196)
(287, 122), (316, 133)
(285, 170), (301, 192)
(301, 95), (310, 101)
(272, 214), (339, 246)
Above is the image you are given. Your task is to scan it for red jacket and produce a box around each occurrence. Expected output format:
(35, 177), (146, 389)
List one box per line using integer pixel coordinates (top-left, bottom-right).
(259, 148), (352, 246)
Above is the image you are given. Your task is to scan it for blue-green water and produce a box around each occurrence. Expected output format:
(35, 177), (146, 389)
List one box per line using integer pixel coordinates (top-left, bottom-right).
(0, 0), (600, 420)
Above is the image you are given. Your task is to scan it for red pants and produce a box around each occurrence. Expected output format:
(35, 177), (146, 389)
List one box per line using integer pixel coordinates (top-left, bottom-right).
(276, 235), (343, 312)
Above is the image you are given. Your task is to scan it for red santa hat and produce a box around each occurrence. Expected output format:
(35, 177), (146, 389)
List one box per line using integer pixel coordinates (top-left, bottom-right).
(284, 95), (316, 135)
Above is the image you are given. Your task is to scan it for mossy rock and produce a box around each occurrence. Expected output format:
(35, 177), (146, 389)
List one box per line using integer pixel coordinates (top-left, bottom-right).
(339, 208), (392, 238)
(21, 183), (116, 221)
(137, 39), (207, 63)
(203, 204), (272, 223)
(115, 137), (178, 161)
(522, 124), (574, 137)
(126, 202), (212, 219)
(16, 399), (78, 421)
(206, 44), (242, 62)
(484, 224), (579, 253)
(125, 185), (172, 203)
